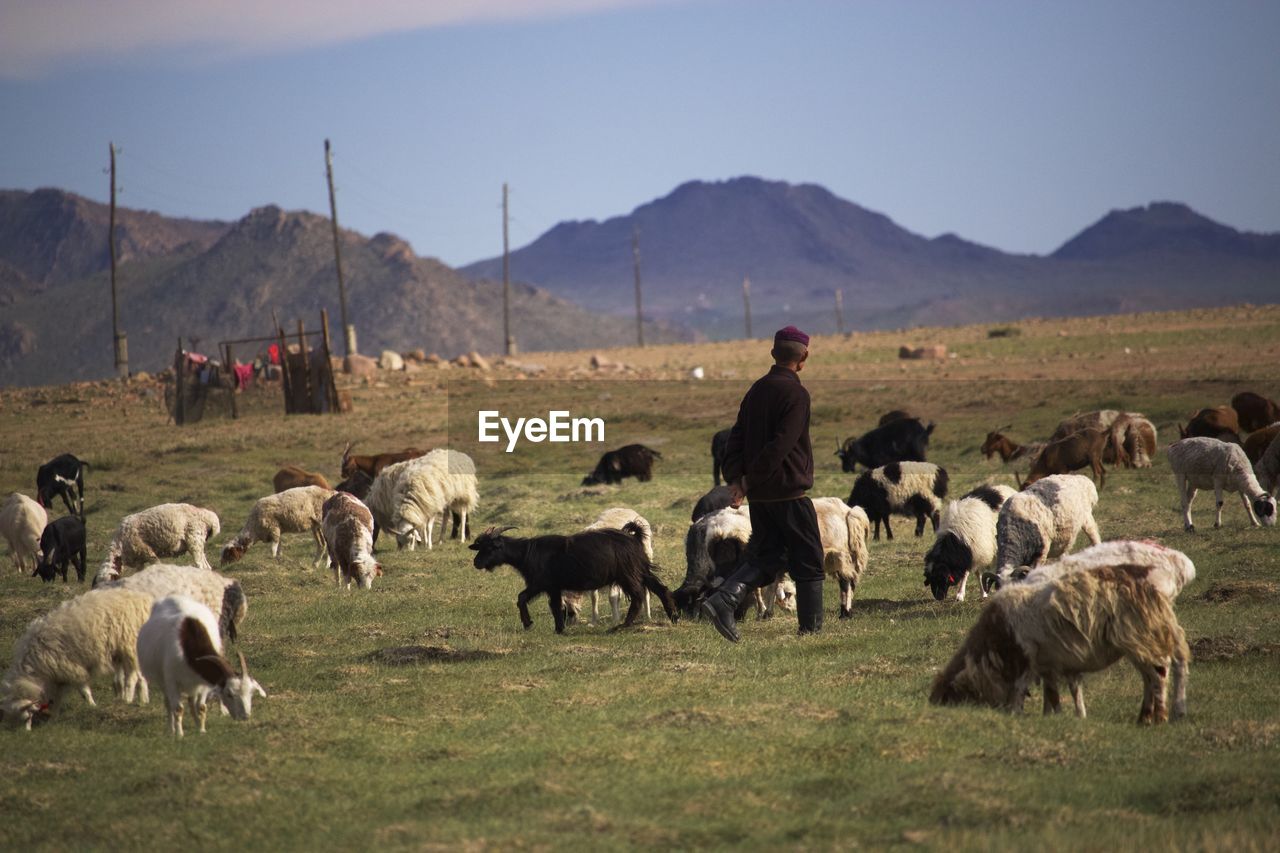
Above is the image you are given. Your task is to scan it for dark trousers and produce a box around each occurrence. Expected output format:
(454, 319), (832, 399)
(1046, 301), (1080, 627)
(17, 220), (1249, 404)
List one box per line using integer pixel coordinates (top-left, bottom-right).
(732, 497), (825, 588)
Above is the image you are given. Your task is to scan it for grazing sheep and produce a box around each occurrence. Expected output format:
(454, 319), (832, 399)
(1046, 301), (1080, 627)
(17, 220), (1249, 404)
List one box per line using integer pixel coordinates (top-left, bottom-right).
(564, 508), (655, 626)
(673, 506), (753, 618)
(93, 503), (221, 585)
(995, 475), (1101, 570)
(846, 461), (949, 540)
(1243, 423), (1280, 465)
(136, 595), (265, 737)
(36, 453), (89, 518)
(1167, 437), (1277, 531)
(273, 465), (331, 493)
(469, 525), (678, 634)
(923, 484), (1017, 602)
(1050, 410), (1122, 443)
(220, 485), (333, 567)
(930, 564), (1190, 723)
(365, 450), (479, 550)
(1019, 427), (1112, 489)
(97, 562), (249, 642)
(1256, 429), (1280, 497)
(34, 515), (87, 583)
(581, 444), (662, 486)
(1231, 391), (1280, 434)
(836, 417), (933, 473)
(321, 492), (381, 590)
(811, 497), (871, 618)
(1, 587), (154, 730)
(986, 540), (1196, 604)
(1, 492), (47, 574)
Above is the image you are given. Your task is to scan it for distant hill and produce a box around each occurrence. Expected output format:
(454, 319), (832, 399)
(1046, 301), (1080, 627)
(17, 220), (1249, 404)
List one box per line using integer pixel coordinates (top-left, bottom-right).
(0, 190), (687, 387)
(461, 177), (1280, 337)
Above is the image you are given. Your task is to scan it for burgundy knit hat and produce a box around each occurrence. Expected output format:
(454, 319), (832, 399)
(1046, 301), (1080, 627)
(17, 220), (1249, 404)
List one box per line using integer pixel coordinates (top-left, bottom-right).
(774, 325), (810, 347)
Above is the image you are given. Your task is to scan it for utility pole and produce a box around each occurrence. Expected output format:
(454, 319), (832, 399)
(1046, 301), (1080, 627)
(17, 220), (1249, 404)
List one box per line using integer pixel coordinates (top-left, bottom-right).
(109, 142), (128, 378)
(324, 139), (355, 357)
(835, 288), (846, 336)
(502, 182), (514, 355)
(742, 276), (753, 339)
(632, 226), (644, 347)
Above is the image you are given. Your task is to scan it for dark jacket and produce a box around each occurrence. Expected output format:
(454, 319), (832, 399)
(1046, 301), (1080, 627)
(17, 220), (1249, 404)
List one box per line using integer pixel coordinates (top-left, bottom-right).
(721, 365), (814, 501)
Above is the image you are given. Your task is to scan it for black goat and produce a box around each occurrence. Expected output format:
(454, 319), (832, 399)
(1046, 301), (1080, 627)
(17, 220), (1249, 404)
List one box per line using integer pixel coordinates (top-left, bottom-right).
(36, 453), (89, 518)
(469, 525), (678, 633)
(710, 428), (732, 486)
(34, 515), (87, 583)
(691, 485), (735, 522)
(836, 418), (933, 473)
(582, 444), (662, 486)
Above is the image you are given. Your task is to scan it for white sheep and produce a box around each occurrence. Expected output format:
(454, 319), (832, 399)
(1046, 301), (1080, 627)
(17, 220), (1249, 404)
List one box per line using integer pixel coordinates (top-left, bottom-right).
(1167, 437), (1278, 531)
(1254, 429), (1280, 497)
(995, 474), (1101, 571)
(846, 461), (949, 540)
(94, 503), (221, 585)
(565, 507), (654, 626)
(924, 484), (1017, 602)
(136, 595), (265, 737)
(1, 492), (47, 574)
(988, 539), (1195, 600)
(220, 485), (333, 567)
(811, 497), (872, 618)
(97, 562), (249, 642)
(366, 450), (479, 550)
(1, 587), (154, 729)
(322, 492), (381, 590)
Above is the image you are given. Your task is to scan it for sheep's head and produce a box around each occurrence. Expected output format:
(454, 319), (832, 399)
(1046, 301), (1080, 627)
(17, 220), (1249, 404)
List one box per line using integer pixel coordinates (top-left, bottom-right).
(1254, 496), (1277, 527)
(220, 542), (245, 566)
(212, 653), (266, 721)
(352, 555), (382, 590)
(92, 556), (122, 588)
(774, 580), (797, 614)
(923, 532), (973, 601)
(468, 527), (515, 570)
(2, 678), (51, 730)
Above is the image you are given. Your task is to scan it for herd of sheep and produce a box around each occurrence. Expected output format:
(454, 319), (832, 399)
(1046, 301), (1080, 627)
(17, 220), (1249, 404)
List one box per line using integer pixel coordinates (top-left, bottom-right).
(1, 388), (1278, 733)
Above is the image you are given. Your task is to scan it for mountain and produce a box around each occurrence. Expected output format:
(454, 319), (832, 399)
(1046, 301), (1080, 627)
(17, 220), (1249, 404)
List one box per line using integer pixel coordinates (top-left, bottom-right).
(461, 178), (1280, 336)
(0, 190), (687, 387)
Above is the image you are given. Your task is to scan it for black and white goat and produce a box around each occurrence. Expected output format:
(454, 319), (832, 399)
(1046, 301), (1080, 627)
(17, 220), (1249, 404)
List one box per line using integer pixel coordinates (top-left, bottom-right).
(847, 461), (949, 540)
(34, 515), (87, 583)
(36, 454), (89, 518)
(469, 525), (678, 633)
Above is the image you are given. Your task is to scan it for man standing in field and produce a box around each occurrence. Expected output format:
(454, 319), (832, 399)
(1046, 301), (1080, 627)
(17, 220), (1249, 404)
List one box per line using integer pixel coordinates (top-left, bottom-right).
(701, 326), (825, 642)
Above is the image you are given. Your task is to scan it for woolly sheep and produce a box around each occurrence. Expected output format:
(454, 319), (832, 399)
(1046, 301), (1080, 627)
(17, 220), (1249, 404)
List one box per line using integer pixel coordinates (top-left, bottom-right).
(137, 595), (265, 737)
(366, 450), (478, 550)
(322, 492), (381, 590)
(221, 485), (333, 567)
(1254, 429), (1280, 497)
(930, 564), (1190, 723)
(812, 497), (872, 618)
(987, 539), (1196, 602)
(97, 562), (249, 642)
(923, 484), (1017, 602)
(93, 503), (221, 585)
(1, 587), (154, 730)
(1168, 437), (1277, 531)
(1, 492), (47, 574)
(565, 508), (655, 626)
(846, 461), (949, 540)
(995, 475), (1101, 571)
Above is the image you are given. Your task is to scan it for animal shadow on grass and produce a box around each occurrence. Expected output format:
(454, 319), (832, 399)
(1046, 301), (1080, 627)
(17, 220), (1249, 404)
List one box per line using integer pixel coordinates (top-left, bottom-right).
(1189, 637), (1280, 662)
(366, 645), (504, 665)
(1201, 581), (1279, 603)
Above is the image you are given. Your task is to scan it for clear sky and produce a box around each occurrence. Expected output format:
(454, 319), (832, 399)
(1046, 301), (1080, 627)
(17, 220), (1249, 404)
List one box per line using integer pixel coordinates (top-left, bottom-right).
(3, 0), (1278, 267)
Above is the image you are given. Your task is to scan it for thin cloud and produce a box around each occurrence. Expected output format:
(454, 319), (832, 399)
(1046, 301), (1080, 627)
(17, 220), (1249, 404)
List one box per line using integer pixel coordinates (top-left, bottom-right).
(0, 0), (682, 78)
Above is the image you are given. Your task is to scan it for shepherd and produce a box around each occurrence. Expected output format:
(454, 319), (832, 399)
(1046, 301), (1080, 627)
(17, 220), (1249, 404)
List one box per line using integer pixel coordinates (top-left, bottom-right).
(701, 326), (825, 641)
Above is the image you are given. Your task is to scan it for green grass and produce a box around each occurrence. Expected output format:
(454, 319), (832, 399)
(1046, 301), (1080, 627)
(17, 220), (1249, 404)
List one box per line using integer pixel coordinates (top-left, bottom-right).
(2, 320), (1279, 850)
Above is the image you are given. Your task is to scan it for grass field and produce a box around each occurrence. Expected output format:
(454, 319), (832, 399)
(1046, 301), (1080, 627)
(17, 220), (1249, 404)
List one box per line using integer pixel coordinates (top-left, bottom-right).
(2, 306), (1279, 850)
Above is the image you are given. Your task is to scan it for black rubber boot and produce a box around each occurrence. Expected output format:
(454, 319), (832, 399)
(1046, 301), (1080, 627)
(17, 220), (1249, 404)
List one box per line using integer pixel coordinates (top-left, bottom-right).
(700, 580), (752, 643)
(795, 579), (824, 635)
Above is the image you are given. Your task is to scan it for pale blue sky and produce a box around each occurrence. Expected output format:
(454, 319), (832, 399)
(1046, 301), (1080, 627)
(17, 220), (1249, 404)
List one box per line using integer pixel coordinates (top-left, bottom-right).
(3, 0), (1278, 267)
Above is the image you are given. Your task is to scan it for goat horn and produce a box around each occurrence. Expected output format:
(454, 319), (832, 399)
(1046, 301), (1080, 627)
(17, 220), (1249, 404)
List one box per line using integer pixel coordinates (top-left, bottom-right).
(238, 651), (249, 678)
(981, 572), (999, 593)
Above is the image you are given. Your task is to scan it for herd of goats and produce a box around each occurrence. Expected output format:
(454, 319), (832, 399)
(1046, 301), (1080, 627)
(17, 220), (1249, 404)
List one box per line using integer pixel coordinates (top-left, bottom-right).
(2, 390), (1279, 734)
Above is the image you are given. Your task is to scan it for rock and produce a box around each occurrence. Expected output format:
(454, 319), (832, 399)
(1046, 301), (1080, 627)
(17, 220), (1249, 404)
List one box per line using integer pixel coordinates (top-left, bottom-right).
(452, 354), (472, 368)
(404, 349), (426, 363)
(345, 353), (378, 378)
(509, 361), (546, 376)
(132, 371), (152, 382)
(403, 360), (422, 374)
(424, 353), (442, 364)
(379, 350), (405, 371)
(590, 353), (615, 370)
(898, 344), (947, 360)
(468, 351), (492, 371)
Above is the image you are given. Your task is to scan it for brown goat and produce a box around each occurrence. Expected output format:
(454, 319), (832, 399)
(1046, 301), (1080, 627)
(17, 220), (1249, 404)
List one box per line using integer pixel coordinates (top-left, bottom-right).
(1232, 391), (1280, 434)
(273, 466), (331, 493)
(1019, 428), (1108, 489)
(1108, 415), (1157, 469)
(1179, 406), (1240, 442)
(980, 431), (1043, 463)
(1051, 411), (1129, 468)
(1244, 423), (1280, 465)
(339, 443), (426, 479)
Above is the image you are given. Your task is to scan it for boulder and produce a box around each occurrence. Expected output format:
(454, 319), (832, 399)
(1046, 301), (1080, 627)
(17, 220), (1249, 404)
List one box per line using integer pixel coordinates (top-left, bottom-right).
(898, 344), (947, 360)
(404, 349), (426, 363)
(468, 351), (491, 371)
(345, 353), (378, 377)
(380, 350), (405, 371)
(590, 353), (615, 370)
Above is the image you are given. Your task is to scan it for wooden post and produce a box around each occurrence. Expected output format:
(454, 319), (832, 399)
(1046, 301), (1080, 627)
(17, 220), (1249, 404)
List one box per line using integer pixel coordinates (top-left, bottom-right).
(297, 319), (313, 414)
(321, 309), (341, 413)
(174, 338), (186, 426)
(835, 289), (846, 336)
(632, 226), (644, 347)
(502, 182), (513, 355)
(109, 143), (128, 379)
(275, 313), (294, 415)
(225, 342), (239, 420)
(325, 139), (354, 356)
(742, 276), (753, 339)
